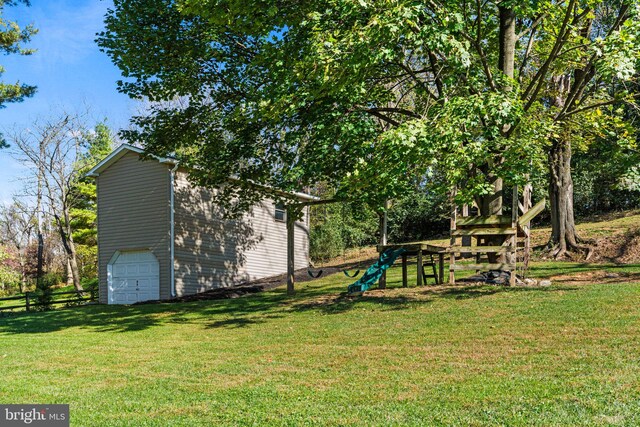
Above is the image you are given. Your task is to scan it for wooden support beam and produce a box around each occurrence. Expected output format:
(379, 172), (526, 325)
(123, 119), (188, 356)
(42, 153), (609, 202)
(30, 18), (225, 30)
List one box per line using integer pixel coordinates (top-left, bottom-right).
(452, 228), (517, 236)
(456, 215), (512, 226)
(286, 208), (296, 295)
(417, 250), (423, 287)
(378, 200), (389, 289)
(450, 263), (516, 271)
(402, 253), (408, 287)
(449, 246), (515, 254)
(517, 199), (546, 227)
(511, 185), (518, 286)
(449, 189), (457, 285)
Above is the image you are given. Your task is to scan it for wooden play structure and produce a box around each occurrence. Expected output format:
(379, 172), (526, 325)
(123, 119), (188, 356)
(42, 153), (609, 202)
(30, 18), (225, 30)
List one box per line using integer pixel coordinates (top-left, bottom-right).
(284, 183), (545, 294)
(446, 185), (545, 286)
(378, 184), (545, 287)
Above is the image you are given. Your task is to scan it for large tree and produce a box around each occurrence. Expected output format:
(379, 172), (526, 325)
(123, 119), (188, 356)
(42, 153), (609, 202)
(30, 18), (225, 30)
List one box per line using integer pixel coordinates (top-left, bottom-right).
(99, 0), (640, 254)
(10, 112), (94, 292)
(0, 200), (35, 292)
(0, 0), (37, 147)
(70, 122), (115, 279)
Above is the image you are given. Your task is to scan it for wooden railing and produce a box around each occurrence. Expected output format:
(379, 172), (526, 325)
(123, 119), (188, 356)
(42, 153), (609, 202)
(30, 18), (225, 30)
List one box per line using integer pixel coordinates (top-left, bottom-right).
(0, 288), (98, 312)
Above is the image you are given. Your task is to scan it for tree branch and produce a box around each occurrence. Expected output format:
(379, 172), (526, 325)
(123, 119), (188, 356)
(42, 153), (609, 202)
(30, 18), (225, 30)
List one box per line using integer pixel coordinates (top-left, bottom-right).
(522, 0), (576, 111)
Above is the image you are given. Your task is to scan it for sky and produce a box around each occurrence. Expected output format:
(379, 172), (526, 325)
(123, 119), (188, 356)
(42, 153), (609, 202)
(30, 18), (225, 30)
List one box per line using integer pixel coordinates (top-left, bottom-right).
(0, 0), (136, 203)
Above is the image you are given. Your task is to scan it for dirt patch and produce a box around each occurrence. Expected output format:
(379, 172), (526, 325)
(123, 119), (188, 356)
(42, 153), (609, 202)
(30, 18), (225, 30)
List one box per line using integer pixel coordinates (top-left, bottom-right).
(589, 227), (640, 263)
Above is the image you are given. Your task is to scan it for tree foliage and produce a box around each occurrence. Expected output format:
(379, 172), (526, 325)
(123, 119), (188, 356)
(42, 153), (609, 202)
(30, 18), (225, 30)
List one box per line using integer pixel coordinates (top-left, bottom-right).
(0, 0), (37, 147)
(98, 0), (640, 217)
(10, 112), (109, 290)
(70, 122), (115, 278)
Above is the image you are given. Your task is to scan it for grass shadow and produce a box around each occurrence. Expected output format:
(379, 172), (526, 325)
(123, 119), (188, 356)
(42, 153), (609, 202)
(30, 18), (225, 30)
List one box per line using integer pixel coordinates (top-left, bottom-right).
(0, 290), (292, 335)
(2, 260), (636, 335)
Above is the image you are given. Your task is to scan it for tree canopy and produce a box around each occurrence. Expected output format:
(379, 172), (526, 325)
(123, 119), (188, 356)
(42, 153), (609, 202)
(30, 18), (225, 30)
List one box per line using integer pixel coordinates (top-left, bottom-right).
(0, 0), (37, 147)
(98, 0), (640, 212)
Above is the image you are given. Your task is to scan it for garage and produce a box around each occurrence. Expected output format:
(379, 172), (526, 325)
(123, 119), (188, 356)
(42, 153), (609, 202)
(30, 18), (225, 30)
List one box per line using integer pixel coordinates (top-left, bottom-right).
(108, 251), (160, 304)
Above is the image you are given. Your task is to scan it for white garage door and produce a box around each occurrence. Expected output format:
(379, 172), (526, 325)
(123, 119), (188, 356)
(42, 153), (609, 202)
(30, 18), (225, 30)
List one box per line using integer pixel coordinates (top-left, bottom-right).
(108, 251), (160, 304)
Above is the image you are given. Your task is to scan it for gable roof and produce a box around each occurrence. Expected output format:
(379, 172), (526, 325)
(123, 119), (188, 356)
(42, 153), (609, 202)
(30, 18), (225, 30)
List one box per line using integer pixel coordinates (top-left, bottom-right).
(86, 144), (177, 177)
(87, 144), (318, 201)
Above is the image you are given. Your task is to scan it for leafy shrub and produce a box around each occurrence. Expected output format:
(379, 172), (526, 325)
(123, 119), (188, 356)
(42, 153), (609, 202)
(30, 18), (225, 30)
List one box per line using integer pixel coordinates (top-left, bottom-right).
(310, 200), (378, 263)
(33, 273), (62, 311)
(81, 277), (98, 290)
(310, 216), (345, 262)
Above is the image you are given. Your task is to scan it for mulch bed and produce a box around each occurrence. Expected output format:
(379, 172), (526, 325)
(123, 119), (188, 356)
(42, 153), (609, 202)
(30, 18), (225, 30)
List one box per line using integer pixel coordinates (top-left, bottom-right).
(136, 259), (374, 304)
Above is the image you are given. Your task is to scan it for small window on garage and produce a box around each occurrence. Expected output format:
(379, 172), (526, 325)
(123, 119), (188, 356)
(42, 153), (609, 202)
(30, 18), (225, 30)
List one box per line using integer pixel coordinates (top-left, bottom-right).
(274, 202), (286, 222)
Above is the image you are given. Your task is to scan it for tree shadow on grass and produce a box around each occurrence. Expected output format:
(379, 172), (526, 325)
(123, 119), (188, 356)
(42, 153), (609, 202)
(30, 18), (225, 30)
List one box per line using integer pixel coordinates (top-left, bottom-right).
(0, 291), (291, 335)
(431, 284), (580, 300)
(528, 262), (640, 276)
(292, 293), (419, 315)
(290, 283), (581, 315)
(0, 277), (595, 335)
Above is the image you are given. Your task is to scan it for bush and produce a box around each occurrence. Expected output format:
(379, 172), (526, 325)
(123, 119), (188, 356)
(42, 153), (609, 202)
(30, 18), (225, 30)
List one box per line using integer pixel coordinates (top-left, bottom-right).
(310, 216), (345, 262)
(33, 273), (62, 311)
(310, 200), (378, 263)
(81, 277), (98, 292)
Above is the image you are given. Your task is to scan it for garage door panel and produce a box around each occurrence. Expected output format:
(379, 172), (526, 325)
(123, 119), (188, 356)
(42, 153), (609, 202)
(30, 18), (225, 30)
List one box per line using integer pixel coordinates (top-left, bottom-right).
(136, 278), (152, 290)
(108, 250), (160, 304)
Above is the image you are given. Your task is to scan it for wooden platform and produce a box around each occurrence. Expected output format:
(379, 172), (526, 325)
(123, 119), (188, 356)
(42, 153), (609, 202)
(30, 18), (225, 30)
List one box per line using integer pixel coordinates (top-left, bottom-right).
(378, 241), (447, 287)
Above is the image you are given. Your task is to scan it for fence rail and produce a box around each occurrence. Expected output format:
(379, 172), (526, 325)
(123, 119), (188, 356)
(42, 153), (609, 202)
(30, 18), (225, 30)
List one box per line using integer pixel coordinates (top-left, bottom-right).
(0, 288), (97, 312)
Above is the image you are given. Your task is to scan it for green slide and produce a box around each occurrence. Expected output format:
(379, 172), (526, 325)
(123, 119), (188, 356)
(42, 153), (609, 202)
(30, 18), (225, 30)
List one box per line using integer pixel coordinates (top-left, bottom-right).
(347, 248), (406, 294)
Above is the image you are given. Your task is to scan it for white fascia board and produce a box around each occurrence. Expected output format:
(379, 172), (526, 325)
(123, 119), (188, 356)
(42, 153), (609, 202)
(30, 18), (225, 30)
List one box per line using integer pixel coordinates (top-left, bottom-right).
(85, 143), (177, 177)
(86, 144), (317, 201)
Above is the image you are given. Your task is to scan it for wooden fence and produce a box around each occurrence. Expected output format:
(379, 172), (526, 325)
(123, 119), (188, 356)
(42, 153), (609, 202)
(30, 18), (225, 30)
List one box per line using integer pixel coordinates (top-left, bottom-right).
(0, 288), (98, 312)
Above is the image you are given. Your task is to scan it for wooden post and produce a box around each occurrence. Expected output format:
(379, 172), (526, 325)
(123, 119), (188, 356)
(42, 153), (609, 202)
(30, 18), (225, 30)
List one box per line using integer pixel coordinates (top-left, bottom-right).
(438, 253), (445, 285)
(416, 250), (423, 287)
(379, 200), (389, 289)
(402, 253), (408, 287)
(25, 292), (30, 312)
(286, 207), (296, 295)
(461, 204), (471, 258)
(449, 189), (457, 285)
(510, 185), (518, 286)
(521, 183), (532, 276)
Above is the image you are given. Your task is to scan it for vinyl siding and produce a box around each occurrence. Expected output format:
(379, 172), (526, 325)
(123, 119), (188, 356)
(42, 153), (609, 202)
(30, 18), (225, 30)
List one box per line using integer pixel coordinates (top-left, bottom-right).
(97, 152), (171, 303)
(173, 170), (310, 296)
(241, 201), (310, 281)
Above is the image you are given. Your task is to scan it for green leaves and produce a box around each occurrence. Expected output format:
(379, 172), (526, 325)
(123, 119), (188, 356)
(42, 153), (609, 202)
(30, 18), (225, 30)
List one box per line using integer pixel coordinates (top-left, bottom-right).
(0, 0), (36, 116)
(98, 0), (640, 212)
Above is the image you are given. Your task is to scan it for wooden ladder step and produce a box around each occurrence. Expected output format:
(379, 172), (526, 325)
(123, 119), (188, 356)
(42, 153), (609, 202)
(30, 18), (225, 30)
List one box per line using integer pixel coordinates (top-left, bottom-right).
(450, 263), (515, 271)
(452, 228), (517, 236)
(449, 246), (515, 254)
(456, 215), (512, 227)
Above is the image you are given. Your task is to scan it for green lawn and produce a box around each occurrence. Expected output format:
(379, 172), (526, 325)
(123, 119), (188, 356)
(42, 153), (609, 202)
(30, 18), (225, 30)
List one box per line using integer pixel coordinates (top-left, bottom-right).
(1, 262), (640, 426)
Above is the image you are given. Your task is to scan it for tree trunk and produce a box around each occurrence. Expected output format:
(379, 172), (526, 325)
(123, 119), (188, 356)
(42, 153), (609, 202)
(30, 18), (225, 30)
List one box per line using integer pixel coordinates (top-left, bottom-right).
(476, 6), (515, 263)
(66, 259), (74, 286)
(67, 247), (83, 292)
(19, 258), (26, 294)
(55, 212), (84, 292)
(36, 231), (44, 285)
(548, 136), (592, 259)
(498, 6), (516, 80)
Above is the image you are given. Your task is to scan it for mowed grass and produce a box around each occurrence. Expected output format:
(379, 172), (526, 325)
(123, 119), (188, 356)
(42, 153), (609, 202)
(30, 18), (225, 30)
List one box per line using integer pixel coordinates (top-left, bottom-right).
(2, 262), (640, 426)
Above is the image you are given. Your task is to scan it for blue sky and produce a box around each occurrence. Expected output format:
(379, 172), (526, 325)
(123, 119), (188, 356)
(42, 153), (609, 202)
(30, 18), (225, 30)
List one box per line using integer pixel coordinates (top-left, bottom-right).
(0, 0), (136, 203)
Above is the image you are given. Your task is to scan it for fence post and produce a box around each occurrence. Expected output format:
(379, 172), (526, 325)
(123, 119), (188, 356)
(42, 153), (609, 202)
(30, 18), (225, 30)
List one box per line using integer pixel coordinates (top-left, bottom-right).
(25, 292), (30, 312)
